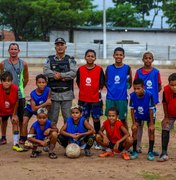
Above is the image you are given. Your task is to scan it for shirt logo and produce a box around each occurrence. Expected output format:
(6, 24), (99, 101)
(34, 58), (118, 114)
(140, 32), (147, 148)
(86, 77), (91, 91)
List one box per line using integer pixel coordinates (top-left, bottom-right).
(146, 80), (152, 89)
(138, 106), (144, 115)
(5, 101), (10, 108)
(86, 77), (91, 86)
(114, 75), (120, 84)
(39, 101), (44, 104)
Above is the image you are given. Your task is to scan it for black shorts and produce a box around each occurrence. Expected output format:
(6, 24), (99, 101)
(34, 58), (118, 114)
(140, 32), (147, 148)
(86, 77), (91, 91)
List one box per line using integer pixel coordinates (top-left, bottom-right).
(108, 141), (124, 152)
(0, 116), (11, 121)
(23, 109), (33, 119)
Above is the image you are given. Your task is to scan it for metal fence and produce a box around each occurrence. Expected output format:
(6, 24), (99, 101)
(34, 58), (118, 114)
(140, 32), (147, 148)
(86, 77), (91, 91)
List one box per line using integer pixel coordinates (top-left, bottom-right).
(0, 41), (176, 65)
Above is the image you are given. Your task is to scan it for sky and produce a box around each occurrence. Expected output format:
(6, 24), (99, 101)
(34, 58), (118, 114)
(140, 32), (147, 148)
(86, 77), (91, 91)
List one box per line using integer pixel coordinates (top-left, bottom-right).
(93, 0), (169, 28)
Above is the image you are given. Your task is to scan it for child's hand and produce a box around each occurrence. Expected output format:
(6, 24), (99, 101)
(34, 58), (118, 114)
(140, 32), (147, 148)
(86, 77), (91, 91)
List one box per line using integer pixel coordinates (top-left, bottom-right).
(46, 99), (51, 106)
(131, 122), (138, 131)
(12, 115), (18, 123)
(149, 124), (154, 131)
(44, 128), (51, 136)
(113, 142), (120, 152)
(162, 117), (169, 128)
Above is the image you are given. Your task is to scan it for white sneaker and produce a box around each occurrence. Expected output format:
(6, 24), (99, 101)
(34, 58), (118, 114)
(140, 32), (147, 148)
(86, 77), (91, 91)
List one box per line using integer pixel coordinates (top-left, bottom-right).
(80, 143), (86, 150)
(94, 143), (102, 150)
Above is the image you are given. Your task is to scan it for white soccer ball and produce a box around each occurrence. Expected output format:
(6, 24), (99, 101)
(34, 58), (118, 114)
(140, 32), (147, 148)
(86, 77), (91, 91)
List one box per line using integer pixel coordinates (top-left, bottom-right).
(65, 143), (81, 158)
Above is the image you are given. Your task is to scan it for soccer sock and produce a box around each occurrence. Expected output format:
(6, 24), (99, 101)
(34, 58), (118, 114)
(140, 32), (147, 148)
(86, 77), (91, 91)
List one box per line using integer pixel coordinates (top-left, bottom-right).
(94, 121), (100, 134)
(133, 140), (137, 152)
(49, 144), (55, 153)
(2, 136), (6, 140)
(148, 140), (154, 153)
(161, 130), (170, 155)
(13, 131), (19, 145)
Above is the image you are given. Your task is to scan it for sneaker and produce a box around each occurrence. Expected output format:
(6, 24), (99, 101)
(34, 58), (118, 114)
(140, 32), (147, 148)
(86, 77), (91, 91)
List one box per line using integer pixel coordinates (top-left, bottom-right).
(130, 151), (138, 160)
(84, 149), (93, 157)
(12, 144), (24, 152)
(122, 152), (130, 160)
(148, 152), (155, 161)
(80, 143), (86, 150)
(158, 154), (169, 162)
(153, 151), (159, 156)
(99, 151), (114, 157)
(0, 139), (7, 145)
(94, 143), (102, 150)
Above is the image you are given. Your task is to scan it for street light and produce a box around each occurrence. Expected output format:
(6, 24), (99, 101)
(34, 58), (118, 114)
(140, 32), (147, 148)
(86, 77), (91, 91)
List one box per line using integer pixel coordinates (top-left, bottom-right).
(103, 0), (107, 59)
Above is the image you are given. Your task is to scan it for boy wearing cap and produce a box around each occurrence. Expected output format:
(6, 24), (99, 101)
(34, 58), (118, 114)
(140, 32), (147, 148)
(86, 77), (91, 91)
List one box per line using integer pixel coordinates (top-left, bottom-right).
(43, 37), (77, 124)
(26, 108), (58, 159)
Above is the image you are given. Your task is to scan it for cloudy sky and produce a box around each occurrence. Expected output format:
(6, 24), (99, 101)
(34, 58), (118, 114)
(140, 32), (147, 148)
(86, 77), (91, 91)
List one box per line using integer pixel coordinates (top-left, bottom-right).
(93, 0), (168, 28)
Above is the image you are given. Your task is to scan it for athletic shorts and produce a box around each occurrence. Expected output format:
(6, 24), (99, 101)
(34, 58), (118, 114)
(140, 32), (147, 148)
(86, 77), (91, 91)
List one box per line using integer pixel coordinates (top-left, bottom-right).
(23, 108), (34, 119)
(78, 100), (103, 119)
(0, 116), (11, 121)
(162, 117), (176, 131)
(105, 99), (128, 121)
(108, 141), (124, 152)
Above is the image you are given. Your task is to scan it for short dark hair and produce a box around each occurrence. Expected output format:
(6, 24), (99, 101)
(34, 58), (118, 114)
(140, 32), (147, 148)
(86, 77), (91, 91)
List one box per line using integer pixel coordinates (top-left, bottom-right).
(36, 74), (47, 82)
(8, 43), (19, 50)
(85, 49), (96, 57)
(71, 105), (83, 113)
(113, 47), (125, 55)
(108, 107), (119, 116)
(133, 78), (144, 86)
(1, 71), (13, 81)
(168, 73), (176, 82)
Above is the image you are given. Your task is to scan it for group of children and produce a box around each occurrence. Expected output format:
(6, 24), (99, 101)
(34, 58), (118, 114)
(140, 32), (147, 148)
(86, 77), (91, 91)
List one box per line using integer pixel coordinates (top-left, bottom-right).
(0, 47), (176, 162)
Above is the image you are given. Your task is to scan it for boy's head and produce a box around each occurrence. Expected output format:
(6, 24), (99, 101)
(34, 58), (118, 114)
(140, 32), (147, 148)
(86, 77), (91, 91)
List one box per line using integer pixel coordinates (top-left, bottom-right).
(142, 51), (154, 66)
(84, 49), (96, 65)
(113, 47), (125, 65)
(70, 105), (82, 122)
(107, 107), (119, 125)
(36, 74), (47, 91)
(37, 108), (48, 125)
(168, 73), (176, 93)
(133, 78), (145, 96)
(0, 71), (13, 89)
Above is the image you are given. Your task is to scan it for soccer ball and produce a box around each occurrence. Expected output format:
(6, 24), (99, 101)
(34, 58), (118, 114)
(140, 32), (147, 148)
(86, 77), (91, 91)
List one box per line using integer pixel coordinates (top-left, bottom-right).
(65, 143), (81, 158)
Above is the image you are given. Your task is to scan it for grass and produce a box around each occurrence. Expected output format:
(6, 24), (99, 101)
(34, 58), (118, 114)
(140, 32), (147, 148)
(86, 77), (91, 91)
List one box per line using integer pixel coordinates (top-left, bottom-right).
(142, 171), (162, 180)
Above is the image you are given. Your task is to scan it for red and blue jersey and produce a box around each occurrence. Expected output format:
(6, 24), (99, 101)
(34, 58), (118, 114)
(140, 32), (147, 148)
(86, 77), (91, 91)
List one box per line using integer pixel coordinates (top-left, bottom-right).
(135, 67), (161, 104)
(130, 90), (154, 121)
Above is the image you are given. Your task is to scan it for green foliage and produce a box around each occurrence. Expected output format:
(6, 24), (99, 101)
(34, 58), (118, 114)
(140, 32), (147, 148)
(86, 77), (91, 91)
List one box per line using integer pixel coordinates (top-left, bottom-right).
(142, 171), (161, 180)
(162, 1), (176, 28)
(106, 4), (149, 27)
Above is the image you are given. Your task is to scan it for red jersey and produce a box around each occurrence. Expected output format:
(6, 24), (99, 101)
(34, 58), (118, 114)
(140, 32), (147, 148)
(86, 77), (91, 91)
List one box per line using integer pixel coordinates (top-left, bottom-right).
(103, 119), (124, 144)
(0, 84), (18, 116)
(163, 85), (176, 117)
(77, 65), (103, 102)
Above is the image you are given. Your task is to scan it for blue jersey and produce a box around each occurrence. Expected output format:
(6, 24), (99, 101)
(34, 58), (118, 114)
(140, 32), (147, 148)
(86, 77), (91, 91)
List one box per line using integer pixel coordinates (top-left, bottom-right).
(129, 90), (154, 121)
(32, 120), (51, 140)
(66, 116), (87, 145)
(26, 86), (50, 115)
(136, 68), (159, 104)
(106, 64), (130, 100)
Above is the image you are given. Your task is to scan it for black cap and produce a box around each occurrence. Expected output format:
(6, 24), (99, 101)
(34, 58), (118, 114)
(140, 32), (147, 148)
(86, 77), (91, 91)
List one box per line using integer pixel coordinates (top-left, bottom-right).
(55, 37), (66, 44)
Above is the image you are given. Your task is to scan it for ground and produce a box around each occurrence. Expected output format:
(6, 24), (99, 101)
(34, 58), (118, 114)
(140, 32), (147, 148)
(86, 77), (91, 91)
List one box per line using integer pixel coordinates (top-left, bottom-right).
(0, 67), (176, 180)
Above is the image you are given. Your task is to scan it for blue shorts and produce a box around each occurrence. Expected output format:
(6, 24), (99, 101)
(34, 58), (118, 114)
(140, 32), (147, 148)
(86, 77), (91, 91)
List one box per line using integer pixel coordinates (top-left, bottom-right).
(78, 101), (103, 119)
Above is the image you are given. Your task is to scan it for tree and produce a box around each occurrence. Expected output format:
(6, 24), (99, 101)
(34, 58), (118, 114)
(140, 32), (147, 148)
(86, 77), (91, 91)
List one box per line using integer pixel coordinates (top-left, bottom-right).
(112, 0), (164, 28)
(0, 0), (34, 40)
(162, 0), (176, 28)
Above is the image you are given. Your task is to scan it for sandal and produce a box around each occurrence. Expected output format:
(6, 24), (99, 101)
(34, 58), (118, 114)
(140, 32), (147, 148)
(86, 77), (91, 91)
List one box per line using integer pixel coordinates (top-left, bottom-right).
(30, 150), (42, 158)
(49, 152), (57, 159)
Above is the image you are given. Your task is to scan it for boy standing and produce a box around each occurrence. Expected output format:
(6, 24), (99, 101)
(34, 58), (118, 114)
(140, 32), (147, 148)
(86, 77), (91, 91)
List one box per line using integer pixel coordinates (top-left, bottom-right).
(130, 78), (155, 161)
(134, 51), (162, 152)
(158, 73), (176, 162)
(76, 49), (105, 149)
(96, 107), (133, 160)
(0, 71), (23, 151)
(105, 47), (132, 128)
(20, 74), (51, 143)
